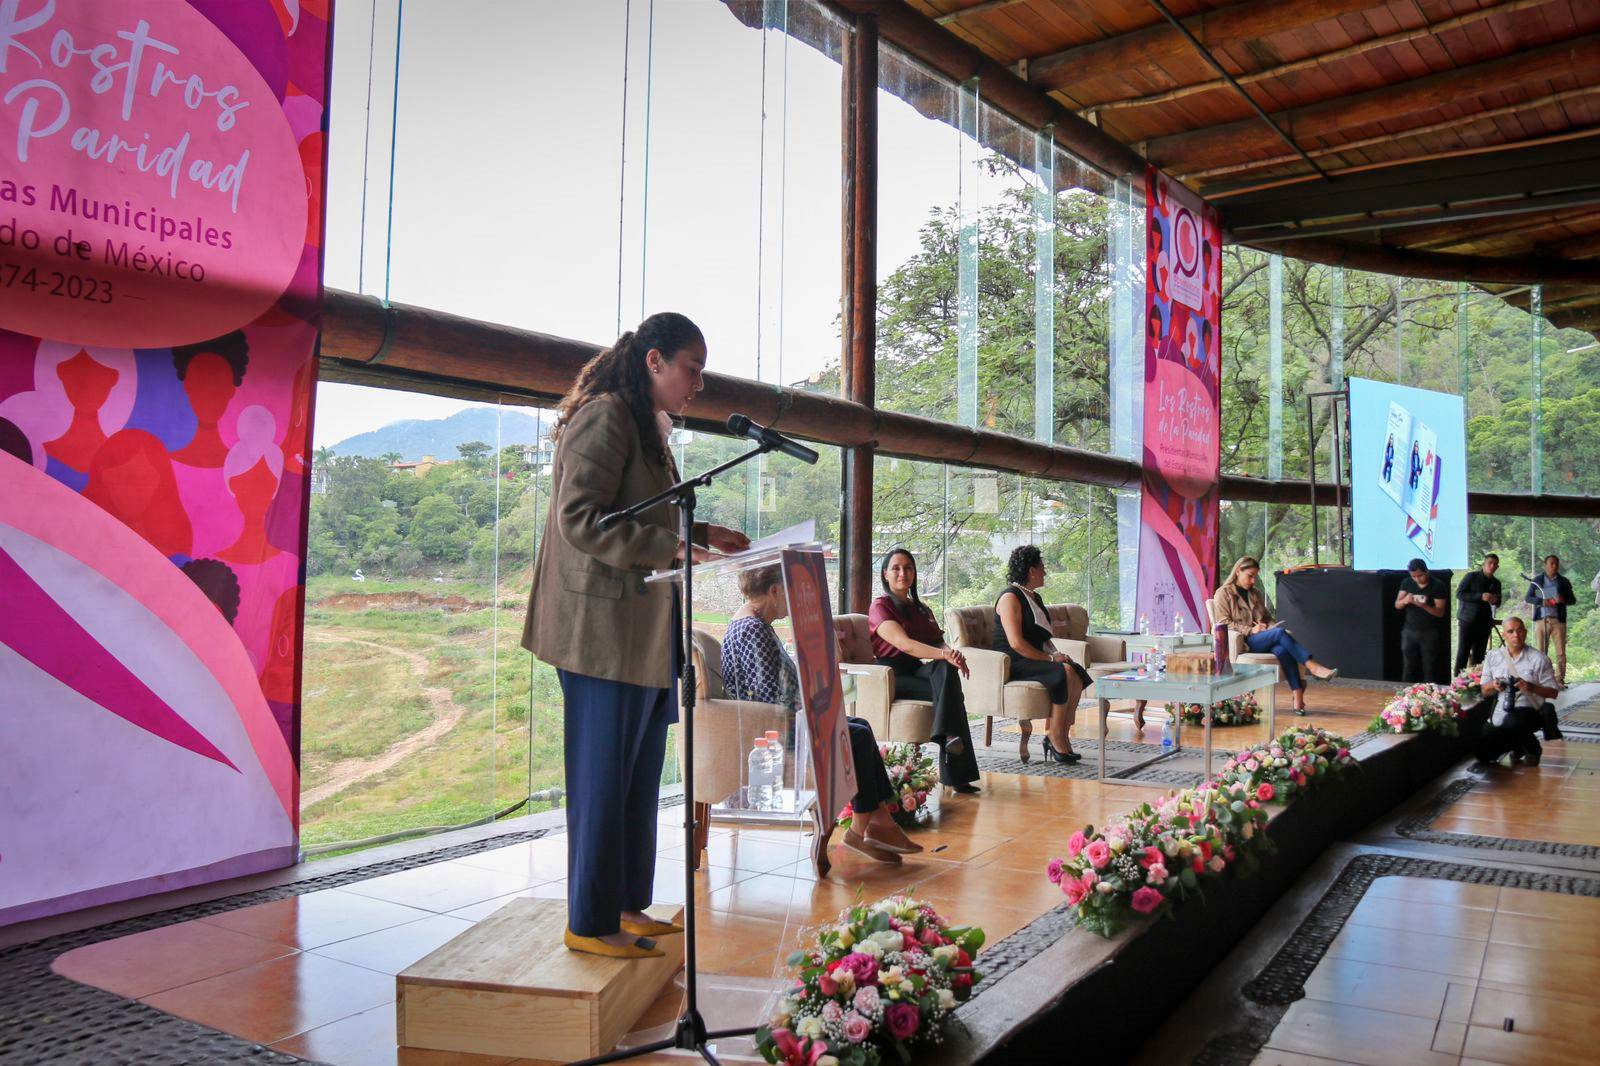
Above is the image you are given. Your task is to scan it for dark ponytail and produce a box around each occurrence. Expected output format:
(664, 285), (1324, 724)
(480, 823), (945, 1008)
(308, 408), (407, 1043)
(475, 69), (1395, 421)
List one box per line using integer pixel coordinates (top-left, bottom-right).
(553, 312), (704, 466)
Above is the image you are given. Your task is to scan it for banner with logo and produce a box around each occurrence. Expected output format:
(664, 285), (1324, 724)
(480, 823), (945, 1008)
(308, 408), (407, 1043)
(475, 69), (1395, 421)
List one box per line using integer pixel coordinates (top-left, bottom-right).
(1138, 168), (1221, 633)
(0, 0), (329, 925)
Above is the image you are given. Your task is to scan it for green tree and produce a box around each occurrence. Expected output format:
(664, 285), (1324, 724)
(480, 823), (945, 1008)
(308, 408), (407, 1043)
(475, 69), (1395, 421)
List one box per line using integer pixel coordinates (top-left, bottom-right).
(410, 493), (472, 560)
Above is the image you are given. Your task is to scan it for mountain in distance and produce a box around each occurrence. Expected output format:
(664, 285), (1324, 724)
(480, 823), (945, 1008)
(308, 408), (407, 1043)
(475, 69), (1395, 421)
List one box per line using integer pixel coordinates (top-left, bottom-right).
(327, 407), (548, 461)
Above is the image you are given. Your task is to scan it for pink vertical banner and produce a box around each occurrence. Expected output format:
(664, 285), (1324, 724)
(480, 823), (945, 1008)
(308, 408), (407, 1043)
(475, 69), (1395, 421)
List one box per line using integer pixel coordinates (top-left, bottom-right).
(1138, 168), (1221, 633)
(0, 0), (331, 925)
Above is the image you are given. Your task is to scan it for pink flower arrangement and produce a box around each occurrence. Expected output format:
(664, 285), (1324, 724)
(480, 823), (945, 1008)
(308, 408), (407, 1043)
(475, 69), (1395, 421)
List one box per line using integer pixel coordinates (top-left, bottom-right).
(1043, 778), (1271, 938)
(758, 895), (984, 1066)
(1173, 692), (1262, 727)
(1372, 682), (1466, 736)
(836, 742), (936, 829)
(1217, 725), (1357, 804)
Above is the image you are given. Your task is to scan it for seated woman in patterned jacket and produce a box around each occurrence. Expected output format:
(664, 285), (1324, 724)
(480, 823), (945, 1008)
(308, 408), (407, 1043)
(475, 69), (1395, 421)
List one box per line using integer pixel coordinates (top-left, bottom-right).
(720, 564), (920, 866)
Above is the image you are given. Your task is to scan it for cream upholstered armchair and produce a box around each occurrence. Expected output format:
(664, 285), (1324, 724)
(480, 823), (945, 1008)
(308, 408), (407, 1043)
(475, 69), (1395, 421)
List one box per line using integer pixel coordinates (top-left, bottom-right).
(832, 614), (934, 744)
(1041, 604), (1134, 681)
(942, 606), (1054, 750)
(1202, 599), (1282, 679)
(677, 629), (790, 870)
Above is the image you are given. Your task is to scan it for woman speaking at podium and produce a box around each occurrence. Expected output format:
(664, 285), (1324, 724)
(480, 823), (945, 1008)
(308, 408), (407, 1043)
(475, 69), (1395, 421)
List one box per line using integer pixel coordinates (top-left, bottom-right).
(522, 313), (748, 959)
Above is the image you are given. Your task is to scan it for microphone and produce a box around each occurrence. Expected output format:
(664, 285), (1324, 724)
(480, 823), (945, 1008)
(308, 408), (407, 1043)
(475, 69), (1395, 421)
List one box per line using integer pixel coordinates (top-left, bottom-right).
(726, 414), (819, 465)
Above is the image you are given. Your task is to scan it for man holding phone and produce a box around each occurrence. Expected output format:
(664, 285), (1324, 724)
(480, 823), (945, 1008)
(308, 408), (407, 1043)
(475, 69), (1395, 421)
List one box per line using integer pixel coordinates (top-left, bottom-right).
(1477, 617), (1559, 767)
(1455, 553), (1501, 671)
(1395, 558), (1447, 683)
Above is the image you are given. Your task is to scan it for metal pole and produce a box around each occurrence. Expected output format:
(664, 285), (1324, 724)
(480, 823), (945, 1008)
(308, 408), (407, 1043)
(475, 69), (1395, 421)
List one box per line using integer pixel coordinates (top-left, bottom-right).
(1307, 391), (1319, 565)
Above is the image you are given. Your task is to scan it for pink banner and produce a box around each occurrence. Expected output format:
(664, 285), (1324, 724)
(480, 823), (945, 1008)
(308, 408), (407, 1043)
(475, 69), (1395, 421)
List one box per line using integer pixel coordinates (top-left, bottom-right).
(0, 0), (330, 925)
(1138, 168), (1221, 633)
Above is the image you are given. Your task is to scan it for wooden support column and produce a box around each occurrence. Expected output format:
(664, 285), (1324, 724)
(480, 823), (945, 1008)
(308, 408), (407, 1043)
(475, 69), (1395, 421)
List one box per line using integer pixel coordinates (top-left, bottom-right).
(840, 12), (878, 615)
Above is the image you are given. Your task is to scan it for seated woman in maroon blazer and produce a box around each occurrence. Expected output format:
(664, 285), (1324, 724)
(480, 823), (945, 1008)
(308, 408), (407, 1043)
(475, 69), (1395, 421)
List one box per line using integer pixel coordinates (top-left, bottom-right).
(867, 548), (981, 794)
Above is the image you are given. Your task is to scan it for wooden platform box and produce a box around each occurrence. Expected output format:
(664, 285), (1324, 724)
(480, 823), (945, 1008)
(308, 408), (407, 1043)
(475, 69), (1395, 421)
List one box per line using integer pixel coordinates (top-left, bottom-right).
(397, 898), (685, 1061)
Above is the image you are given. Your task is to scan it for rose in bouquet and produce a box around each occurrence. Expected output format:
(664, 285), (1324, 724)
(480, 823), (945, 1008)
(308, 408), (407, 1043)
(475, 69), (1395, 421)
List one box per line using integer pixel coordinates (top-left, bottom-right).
(1045, 781), (1270, 938)
(1370, 682), (1465, 736)
(838, 743), (936, 829)
(1216, 725), (1355, 803)
(757, 895), (985, 1066)
(1174, 692), (1262, 727)
(1449, 666), (1484, 709)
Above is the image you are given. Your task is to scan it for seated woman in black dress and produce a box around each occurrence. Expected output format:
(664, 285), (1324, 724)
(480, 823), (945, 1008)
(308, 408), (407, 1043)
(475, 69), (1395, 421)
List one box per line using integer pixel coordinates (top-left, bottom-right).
(868, 548), (982, 794)
(720, 565), (921, 866)
(992, 545), (1089, 763)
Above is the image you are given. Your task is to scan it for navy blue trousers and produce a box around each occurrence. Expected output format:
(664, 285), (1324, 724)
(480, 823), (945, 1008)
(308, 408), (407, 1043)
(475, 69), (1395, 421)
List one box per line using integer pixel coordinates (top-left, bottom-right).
(557, 669), (676, 937)
(1245, 627), (1313, 691)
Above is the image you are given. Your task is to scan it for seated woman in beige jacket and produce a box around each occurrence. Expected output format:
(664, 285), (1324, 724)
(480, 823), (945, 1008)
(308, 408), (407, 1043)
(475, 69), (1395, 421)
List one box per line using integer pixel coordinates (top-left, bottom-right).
(1213, 556), (1336, 715)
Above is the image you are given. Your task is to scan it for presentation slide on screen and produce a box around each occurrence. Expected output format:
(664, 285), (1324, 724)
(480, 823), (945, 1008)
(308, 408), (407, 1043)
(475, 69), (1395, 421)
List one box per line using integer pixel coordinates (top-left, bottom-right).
(1348, 377), (1468, 571)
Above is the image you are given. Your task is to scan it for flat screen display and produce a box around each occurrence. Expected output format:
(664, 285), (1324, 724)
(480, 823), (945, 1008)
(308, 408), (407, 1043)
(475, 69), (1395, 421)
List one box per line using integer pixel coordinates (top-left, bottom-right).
(1348, 377), (1468, 571)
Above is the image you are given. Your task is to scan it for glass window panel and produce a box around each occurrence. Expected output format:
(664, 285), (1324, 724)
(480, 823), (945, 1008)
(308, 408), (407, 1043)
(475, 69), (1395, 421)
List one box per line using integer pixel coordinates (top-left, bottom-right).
(876, 48), (961, 421)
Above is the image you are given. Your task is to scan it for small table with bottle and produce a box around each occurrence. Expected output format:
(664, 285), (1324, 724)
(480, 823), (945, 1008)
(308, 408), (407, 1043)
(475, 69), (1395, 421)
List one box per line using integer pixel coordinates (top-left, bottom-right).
(1087, 661), (1278, 786)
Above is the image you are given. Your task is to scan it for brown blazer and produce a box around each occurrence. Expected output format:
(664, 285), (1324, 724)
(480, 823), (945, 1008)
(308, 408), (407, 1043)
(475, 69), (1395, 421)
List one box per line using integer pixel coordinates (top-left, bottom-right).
(1212, 583), (1274, 635)
(522, 394), (703, 689)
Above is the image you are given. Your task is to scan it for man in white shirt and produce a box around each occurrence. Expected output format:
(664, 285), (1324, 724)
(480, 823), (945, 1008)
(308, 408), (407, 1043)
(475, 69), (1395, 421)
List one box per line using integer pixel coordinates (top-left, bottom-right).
(1476, 617), (1559, 767)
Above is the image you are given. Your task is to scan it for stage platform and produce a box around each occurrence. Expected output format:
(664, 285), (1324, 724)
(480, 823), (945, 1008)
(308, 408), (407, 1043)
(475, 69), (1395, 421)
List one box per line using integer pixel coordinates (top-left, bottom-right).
(10, 681), (1513, 1065)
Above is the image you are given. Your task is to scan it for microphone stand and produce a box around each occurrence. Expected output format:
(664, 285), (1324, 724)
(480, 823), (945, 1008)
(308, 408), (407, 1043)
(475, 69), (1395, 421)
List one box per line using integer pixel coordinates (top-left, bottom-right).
(579, 440), (775, 1066)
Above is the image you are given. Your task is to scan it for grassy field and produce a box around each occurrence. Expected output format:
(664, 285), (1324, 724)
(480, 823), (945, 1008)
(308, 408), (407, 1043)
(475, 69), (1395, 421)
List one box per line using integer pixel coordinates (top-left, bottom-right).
(298, 572), (681, 851)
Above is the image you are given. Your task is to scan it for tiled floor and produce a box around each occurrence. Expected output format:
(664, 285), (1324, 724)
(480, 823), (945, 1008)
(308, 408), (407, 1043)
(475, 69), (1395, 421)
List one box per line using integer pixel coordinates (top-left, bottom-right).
(1430, 747), (1600, 847)
(1253, 875), (1600, 1066)
(45, 682), (1384, 1066)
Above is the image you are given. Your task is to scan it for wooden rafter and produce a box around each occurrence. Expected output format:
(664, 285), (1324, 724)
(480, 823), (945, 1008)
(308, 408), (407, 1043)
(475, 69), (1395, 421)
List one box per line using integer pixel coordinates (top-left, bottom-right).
(1027, 0), (1377, 95)
(1084, 0), (1558, 117)
(1147, 35), (1600, 170)
(1402, 210), (1600, 252)
(934, 0), (1029, 26)
(1262, 237), (1600, 286)
(1181, 85), (1600, 183)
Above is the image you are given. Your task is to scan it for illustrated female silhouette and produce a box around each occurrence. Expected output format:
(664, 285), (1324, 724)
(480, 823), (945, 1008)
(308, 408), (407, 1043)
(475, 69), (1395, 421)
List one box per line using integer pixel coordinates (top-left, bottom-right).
(45, 351), (118, 473)
(218, 407), (283, 565)
(1383, 434), (1395, 481)
(1409, 442), (1422, 489)
(173, 332), (250, 468)
(83, 429), (194, 558)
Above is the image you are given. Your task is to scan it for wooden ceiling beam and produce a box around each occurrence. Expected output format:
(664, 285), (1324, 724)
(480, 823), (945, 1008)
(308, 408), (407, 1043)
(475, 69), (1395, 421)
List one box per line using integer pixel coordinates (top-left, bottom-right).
(1221, 139), (1600, 230)
(1027, 0), (1376, 95)
(1239, 189), (1600, 245)
(1182, 85), (1600, 183)
(1148, 35), (1600, 170)
(1536, 230), (1600, 259)
(821, 0), (1147, 178)
(1403, 211), (1600, 252)
(1085, 0), (1557, 117)
(934, 0), (1029, 26)
(1261, 236), (1600, 285)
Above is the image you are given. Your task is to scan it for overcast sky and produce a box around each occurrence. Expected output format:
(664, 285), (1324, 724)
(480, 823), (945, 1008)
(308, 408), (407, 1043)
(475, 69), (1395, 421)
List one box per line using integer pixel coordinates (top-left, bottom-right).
(311, 0), (1044, 448)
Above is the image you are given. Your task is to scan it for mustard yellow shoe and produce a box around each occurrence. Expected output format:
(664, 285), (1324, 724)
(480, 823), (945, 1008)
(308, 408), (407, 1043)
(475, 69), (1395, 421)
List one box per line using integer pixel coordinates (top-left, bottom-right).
(563, 929), (664, 959)
(620, 917), (684, 938)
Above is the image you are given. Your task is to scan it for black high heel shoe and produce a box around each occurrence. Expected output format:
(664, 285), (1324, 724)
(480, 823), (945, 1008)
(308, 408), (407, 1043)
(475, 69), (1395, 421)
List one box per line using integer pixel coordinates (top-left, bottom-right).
(1041, 738), (1082, 764)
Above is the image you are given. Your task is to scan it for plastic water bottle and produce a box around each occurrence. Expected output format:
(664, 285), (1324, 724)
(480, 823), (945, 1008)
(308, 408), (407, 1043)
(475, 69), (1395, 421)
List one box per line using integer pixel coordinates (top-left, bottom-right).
(1174, 613), (1186, 638)
(747, 738), (774, 810)
(1161, 720), (1175, 750)
(763, 729), (785, 795)
(1148, 642), (1166, 679)
(1138, 613), (1150, 636)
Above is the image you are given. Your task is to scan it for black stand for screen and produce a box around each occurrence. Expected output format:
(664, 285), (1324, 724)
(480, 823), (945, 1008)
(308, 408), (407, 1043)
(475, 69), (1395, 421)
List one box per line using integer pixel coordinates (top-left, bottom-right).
(576, 442), (773, 1065)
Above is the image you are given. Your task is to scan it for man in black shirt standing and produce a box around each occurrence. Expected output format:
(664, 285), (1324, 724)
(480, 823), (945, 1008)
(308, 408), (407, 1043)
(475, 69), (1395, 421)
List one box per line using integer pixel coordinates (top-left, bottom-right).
(1455, 553), (1501, 671)
(1396, 557), (1448, 683)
